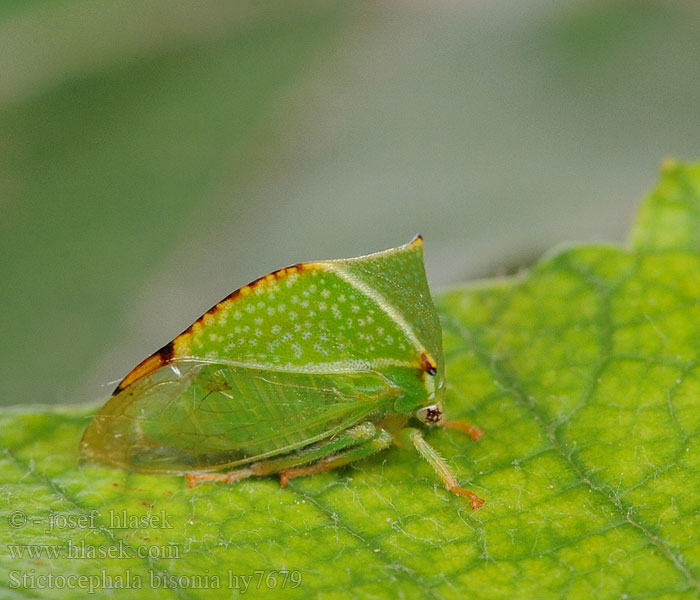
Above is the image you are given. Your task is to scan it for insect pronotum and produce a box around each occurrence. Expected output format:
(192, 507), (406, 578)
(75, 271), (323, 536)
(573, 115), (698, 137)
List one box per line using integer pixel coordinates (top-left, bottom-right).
(80, 236), (484, 509)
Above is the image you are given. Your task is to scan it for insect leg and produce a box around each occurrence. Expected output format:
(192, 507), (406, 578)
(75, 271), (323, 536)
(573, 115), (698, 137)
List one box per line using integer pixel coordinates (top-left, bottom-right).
(186, 422), (383, 488)
(396, 427), (484, 510)
(440, 419), (483, 441)
(277, 428), (393, 486)
(186, 467), (255, 488)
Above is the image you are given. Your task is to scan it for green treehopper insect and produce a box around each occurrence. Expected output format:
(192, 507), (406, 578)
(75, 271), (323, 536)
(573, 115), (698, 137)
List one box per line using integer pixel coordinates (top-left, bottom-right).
(80, 236), (484, 509)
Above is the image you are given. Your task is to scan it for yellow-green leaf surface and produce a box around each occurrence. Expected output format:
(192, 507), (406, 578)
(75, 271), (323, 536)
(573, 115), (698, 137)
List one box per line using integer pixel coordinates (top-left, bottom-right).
(3, 162), (700, 599)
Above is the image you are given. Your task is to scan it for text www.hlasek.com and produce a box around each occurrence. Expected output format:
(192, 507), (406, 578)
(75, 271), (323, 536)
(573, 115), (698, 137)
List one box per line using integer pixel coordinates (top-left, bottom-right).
(8, 540), (179, 560)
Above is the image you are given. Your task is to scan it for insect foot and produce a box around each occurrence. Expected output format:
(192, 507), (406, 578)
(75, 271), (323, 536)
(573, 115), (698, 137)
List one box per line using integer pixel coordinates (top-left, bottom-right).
(442, 419), (484, 442)
(186, 468), (255, 488)
(447, 484), (485, 510)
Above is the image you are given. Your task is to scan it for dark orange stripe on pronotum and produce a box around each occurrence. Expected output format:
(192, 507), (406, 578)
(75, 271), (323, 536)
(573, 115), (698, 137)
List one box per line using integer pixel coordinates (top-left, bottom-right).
(113, 263), (308, 394)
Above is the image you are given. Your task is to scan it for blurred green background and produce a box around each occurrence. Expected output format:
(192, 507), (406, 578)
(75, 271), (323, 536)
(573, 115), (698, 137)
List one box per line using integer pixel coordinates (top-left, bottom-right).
(2, 0), (700, 407)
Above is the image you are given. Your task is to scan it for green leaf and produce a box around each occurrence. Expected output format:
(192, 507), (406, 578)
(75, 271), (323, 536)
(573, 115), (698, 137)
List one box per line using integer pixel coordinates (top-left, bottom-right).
(3, 161), (700, 599)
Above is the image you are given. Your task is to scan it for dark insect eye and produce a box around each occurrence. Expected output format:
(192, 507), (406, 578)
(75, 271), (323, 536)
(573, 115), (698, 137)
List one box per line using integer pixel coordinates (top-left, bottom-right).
(426, 408), (441, 423)
(417, 403), (443, 424)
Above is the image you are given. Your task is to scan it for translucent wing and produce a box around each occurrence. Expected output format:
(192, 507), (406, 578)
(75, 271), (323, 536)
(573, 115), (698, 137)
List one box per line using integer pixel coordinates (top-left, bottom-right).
(81, 358), (401, 473)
